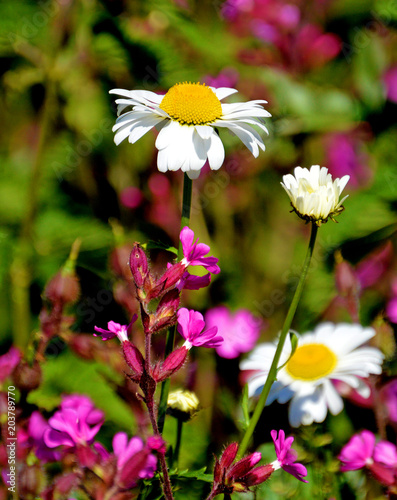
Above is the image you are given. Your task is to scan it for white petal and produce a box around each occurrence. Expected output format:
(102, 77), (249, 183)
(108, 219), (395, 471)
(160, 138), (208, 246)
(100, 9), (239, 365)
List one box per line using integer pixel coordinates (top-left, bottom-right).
(212, 87), (239, 100)
(207, 133), (225, 170)
(128, 116), (164, 144)
(155, 120), (181, 150)
(195, 125), (214, 140)
(114, 124), (134, 145)
(323, 380), (344, 416)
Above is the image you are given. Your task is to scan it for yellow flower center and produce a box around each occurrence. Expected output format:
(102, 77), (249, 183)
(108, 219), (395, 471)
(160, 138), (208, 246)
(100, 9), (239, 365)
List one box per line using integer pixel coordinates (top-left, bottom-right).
(286, 343), (337, 381)
(159, 82), (222, 125)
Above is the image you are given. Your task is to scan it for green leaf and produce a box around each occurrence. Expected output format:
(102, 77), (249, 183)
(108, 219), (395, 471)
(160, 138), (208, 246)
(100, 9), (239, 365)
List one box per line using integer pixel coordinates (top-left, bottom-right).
(277, 331), (299, 372)
(143, 240), (178, 255)
(172, 467), (213, 482)
(27, 349), (135, 431)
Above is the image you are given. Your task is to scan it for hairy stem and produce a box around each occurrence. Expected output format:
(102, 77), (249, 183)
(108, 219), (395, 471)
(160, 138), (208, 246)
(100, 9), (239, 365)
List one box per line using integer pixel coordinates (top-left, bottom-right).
(237, 222), (318, 458)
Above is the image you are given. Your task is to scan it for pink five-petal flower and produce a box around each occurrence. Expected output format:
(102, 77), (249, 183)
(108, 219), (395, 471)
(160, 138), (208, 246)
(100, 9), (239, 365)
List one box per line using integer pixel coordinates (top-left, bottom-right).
(338, 430), (375, 471)
(271, 430), (308, 483)
(44, 397), (104, 449)
(205, 306), (262, 359)
(28, 411), (62, 462)
(180, 227), (220, 274)
(177, 308), (224, 350)
(374, 441), (397, 468)
(113, 432), (157, 489)
(94, 314), (138, 342)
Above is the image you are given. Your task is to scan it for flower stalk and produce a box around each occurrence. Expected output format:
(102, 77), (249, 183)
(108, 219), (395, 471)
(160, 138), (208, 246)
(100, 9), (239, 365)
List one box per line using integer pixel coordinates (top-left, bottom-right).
(237, 222), (318, 458)
(158, 173), (193, 433)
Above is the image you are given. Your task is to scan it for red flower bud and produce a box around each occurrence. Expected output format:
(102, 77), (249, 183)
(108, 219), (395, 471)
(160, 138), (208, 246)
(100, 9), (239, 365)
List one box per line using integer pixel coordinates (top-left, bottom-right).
(44, 271), (80, 305)
(118, 449), (151, 489)
(243, 464), (273, 487)
(12, 360), (42, 392)
(130, 244), (149, 288)
(147, 262), (185, 301)
(122, 341), (144, 382)
(150, 289), (180, 333)
(152, 347), (188, 382)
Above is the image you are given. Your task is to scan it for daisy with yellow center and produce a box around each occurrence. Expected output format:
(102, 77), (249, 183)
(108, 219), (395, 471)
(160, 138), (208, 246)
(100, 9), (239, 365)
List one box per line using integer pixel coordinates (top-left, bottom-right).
(109, 82), (270, 179)
(240, 323), (384, 427)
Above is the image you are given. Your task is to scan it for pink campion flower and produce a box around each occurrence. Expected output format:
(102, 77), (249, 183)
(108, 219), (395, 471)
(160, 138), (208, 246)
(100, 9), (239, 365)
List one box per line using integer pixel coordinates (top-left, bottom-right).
(338, 430), (375, 471)
(203, 68), (239, 89)
(324, 132), (372, 190)
(28, 411), (62, 462)
(0, 346), (21, 382)
(166, 263), (211, 292)
(374, 441), (397, 469)
(180, 227), (220, 275)
(44, 395), (104, 449)
(94, 314), (138, 342)
(177, 308), (224, 349)
(205, 306), (262, 359)
(270, 430), (308, 482)
(113, 432), (157, 489)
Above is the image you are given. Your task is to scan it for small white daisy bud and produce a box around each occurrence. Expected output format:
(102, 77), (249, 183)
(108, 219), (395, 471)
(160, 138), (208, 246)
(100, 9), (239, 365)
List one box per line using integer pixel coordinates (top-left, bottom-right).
(281, 165), (350, 225)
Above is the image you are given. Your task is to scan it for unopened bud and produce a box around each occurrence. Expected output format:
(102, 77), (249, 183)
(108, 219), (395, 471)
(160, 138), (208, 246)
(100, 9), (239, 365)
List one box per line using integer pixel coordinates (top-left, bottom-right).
(130, 244), (149, 288)
(335, 252), (360, 297)
(167, 389), (199, 422)
(44, 271), (80, 305)
(122, 341), (145, 382)
(147, 262), (185, 301)
(150, 289), (180, 333)
(18, 464), (45, 498)
(152, 347), (188, 382)
(243, 464), (273, 487)
(12, 360), (42, 392)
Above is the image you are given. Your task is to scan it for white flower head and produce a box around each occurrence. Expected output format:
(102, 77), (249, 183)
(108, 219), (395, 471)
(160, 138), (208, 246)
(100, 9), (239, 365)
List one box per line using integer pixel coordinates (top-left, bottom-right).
(110, 82), (271, 179)
(281, 165), (350, 225)
(240, 323), (384, 427)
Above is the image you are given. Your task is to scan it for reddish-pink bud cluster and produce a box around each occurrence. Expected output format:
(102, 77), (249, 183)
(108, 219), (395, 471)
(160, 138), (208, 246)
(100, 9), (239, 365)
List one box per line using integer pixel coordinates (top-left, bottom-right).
(211, 442), (273, 496)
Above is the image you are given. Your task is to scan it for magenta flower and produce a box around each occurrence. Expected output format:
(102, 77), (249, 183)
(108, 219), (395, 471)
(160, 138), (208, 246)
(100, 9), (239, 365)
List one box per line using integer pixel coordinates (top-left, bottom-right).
(205, 306), (262, 359)
(374, 441), (397, 468)
(180, 227), (220, 275)
(0, 346), (21, 382)
(338, 430), (375, 471)
(113, 432), (157, 489)
(386, 280), (397, 324)
(44, 395), (104, 449)
(28, 411), (61, 462)
(177, 308), (224, 349)
(271, 430), (308, 482)
(94, 314), (138, 342)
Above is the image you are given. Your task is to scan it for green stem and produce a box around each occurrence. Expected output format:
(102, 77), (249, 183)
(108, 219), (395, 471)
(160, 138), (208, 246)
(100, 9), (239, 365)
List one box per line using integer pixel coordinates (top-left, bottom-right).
(237, 222), (318, 458)
(157, 174), (193, 433)
(10, 75), (57, 350)
(172, 418), (184, 468)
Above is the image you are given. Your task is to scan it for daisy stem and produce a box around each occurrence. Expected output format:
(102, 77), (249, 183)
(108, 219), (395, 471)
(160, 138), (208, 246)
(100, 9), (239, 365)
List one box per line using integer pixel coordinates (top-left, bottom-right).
(237, 222), (318, 458)
(157, 174), (193, 433)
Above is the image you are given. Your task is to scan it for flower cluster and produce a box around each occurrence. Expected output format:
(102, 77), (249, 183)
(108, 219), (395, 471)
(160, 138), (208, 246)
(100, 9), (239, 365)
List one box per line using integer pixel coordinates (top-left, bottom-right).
(208, 430), (307, 497)
(241, 323), (384, 427)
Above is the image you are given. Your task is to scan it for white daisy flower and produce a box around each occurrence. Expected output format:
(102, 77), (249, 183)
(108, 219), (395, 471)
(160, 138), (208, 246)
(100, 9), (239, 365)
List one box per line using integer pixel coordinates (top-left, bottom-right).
(109, 82), (271, 179)
(281, 165), (350, 225)
(240, 323), (384, 427)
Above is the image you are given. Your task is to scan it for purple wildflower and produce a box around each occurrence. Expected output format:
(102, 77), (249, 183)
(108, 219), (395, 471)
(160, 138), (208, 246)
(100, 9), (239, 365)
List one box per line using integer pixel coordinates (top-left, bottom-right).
(94, 314), (138, 342)
(177, 308), (224, 349)
(271, 430), (308, 482)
